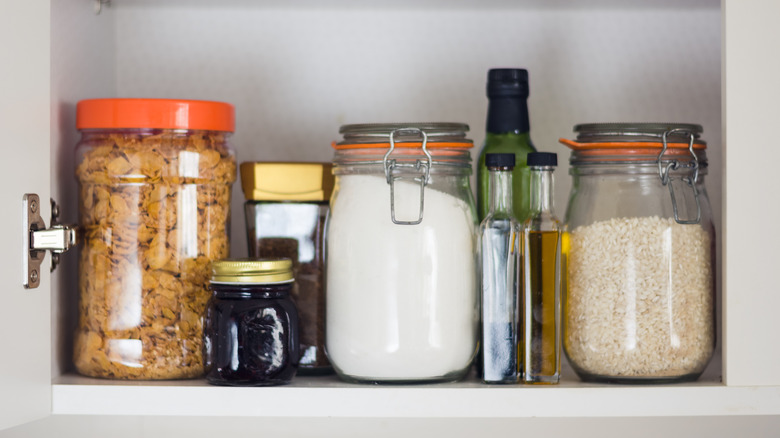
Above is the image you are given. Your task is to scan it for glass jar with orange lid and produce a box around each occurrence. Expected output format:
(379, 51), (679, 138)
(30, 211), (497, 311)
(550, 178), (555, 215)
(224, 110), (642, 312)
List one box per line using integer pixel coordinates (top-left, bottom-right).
(325, 123), (479, 383)
(73, 98), (236, 379)
(560, 123), (715, 383)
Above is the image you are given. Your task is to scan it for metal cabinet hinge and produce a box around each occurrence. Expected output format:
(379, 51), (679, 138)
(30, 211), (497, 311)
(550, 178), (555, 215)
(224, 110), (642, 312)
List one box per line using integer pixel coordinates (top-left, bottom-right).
(23, 194), (77, 289)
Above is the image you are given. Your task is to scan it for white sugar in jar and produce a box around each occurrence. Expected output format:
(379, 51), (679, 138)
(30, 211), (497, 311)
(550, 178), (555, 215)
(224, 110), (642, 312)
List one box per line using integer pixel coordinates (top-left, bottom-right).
(326, 124), (478, 383)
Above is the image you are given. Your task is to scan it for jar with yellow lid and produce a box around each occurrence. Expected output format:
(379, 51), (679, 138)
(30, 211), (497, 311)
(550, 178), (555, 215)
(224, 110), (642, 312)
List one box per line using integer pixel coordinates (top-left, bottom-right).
(240, 162), (332, 374)
(204, 259), (299, 386)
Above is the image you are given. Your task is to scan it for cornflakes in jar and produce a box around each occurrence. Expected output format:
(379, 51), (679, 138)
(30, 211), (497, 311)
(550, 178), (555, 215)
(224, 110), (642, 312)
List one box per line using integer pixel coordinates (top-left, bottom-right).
(73, 98), (236, 379)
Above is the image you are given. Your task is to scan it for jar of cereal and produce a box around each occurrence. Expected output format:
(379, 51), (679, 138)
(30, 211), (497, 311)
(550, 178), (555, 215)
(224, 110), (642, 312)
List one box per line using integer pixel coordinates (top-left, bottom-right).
(73, 98), (236, 379)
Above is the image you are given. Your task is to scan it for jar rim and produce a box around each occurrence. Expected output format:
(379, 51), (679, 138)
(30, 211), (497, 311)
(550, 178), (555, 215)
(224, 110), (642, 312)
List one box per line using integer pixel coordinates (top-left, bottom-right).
(210, 279), (294, 285)
(333, 124), (473, 171)
(560, 138), (707, 151)
(332, 147), (472, 172)
(570, 153), (708, 170)
(336, 123), (473, 149)
(211, 258), (294, 283)
(339, 122), (469, 136)
(572, 122), (705, 144)
(568, 146), (707, 160)
(333, 141), (472, 150)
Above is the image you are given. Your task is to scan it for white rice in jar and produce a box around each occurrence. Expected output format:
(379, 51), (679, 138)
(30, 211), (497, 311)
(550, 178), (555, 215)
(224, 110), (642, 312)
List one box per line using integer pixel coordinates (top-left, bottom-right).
(565, 216), (714, 379)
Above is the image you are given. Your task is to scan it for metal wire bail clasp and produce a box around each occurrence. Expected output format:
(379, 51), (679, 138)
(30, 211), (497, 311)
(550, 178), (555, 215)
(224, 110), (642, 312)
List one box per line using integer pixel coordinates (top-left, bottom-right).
(658, 129), (701, 225)
(383, 128), (432, 225)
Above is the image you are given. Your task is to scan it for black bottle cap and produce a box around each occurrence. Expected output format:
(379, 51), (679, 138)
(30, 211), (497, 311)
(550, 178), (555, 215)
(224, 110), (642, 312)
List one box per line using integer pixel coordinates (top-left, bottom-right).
(487, 68), (529, 98)
(485, 153), (516, 169)
(527, 152), (557, 167)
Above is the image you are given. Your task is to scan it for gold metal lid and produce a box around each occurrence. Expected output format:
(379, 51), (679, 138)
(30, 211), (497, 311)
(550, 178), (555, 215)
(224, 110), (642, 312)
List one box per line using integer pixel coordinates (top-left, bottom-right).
(211, 258), (294, 284)
(240, 162), (334, 201)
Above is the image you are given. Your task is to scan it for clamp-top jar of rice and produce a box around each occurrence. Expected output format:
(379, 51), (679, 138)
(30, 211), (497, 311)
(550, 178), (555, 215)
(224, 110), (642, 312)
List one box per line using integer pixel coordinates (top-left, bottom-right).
(326, 123), (479, 383)
(560, 123), (715, 384)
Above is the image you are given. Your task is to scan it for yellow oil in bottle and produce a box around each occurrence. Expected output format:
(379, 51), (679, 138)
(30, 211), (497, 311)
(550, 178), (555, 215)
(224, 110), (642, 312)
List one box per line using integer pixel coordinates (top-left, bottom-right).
(520, 229), (561, 384)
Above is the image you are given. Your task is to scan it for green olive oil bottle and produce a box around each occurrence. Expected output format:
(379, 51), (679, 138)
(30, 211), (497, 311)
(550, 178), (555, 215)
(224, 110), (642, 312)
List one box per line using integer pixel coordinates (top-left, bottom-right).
(477, 68), (536, 222)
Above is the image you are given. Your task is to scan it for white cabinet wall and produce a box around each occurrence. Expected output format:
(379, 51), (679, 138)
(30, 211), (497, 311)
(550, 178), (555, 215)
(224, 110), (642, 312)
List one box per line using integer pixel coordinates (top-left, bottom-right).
(1, 0), (779, 436)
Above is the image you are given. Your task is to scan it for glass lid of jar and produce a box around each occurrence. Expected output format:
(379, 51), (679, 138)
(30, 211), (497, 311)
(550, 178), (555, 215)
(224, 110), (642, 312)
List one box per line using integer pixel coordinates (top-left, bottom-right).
(571, 123), (706, 146)
(333, 123), (473, 169)
(561, 122), (707, 226)
(337, 123), (472, 147)
(333, 123), (473, 226)
(560, 122), (708, 161)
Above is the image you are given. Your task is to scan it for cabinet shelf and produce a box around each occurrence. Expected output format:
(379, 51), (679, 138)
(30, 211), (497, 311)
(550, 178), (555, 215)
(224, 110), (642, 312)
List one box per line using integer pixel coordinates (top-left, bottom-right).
(51, 374), (780, 418)
(5, 0), (780, 434)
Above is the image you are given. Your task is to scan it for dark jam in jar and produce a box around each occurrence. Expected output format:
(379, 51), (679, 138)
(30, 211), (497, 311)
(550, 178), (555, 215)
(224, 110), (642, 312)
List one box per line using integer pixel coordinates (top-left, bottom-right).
(205, 259), (299, 386)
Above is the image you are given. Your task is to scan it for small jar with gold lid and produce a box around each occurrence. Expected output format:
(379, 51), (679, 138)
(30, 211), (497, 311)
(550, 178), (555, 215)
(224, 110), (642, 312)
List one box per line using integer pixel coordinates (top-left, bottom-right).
(240, 162), (333, 374)
(204, 259), (299, 386)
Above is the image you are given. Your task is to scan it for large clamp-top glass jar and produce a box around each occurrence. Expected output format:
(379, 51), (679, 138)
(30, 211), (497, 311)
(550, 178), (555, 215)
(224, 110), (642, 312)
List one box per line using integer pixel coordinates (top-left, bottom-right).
(560, 123), (715, 384)
(326, 123), (479, 383)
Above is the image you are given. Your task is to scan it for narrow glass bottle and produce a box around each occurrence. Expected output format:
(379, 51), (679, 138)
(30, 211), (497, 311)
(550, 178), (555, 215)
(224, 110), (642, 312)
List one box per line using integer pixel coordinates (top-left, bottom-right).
(520, 152), (562, 384)
(479, 153), (519, 384)
(477, 68), (537, 222)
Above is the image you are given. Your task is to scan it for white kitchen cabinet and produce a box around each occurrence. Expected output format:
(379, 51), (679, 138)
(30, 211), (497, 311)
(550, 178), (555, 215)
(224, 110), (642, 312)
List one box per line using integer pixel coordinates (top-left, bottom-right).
(1, 0), (779, 435)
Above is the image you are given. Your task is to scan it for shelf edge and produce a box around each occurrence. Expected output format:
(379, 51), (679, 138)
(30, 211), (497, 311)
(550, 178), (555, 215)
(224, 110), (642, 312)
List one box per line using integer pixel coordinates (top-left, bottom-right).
(51, 383), (780, 418)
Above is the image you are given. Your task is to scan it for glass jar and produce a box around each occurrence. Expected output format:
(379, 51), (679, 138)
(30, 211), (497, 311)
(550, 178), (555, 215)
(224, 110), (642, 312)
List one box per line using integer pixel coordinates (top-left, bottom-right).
(240, 162), (332, 374)
(560, 123), (715, 383)
(204, 259), (299, 386)
(73, 98), (236, 379)
(326, 123), (479, 383)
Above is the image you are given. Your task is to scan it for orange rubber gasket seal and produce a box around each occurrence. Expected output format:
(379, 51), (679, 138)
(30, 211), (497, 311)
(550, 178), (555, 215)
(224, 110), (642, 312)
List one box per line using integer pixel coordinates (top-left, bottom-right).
(333, 141), (473, 150)
(559, 138), (706, 151)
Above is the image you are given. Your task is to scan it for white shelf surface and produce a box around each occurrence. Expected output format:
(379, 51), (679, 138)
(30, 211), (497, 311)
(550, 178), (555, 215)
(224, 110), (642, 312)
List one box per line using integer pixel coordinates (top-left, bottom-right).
(52, 374), (780, 418)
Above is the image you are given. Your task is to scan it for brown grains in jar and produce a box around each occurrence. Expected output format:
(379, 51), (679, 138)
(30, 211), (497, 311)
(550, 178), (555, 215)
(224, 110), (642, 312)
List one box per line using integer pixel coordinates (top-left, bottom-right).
(74, 129), (235, 379)
(252, 214), (329, 371)
(241, 161), (333, 373)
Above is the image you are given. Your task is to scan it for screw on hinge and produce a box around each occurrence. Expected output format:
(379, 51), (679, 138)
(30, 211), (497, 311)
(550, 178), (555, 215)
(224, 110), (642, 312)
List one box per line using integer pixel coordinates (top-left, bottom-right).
(50, 198), (60, 225)
(95, 0), (111, 15)
(51, 253), (61, 273)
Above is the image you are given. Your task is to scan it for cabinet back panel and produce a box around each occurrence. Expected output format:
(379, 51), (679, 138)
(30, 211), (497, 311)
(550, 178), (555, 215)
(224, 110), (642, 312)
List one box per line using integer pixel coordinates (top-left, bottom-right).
(51, 2), (722, 379)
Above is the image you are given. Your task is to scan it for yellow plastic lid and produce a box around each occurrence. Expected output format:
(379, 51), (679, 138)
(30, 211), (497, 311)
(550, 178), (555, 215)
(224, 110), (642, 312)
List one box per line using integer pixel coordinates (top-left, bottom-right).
(240, 162), (334, 202)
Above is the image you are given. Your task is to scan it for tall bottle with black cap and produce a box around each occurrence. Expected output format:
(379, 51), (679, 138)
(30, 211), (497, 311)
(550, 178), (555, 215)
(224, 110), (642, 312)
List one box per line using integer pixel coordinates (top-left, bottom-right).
(479, 153), (520, 383)
(477, 68), (537, 222)
(520, 152), (562, 384)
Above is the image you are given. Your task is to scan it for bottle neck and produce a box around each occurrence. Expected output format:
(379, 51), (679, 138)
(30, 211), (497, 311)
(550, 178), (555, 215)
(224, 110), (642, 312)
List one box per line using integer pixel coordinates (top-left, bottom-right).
(486, 95), (530, 134)
(529, 167), (554, 215)
(488, 168), (513, 215)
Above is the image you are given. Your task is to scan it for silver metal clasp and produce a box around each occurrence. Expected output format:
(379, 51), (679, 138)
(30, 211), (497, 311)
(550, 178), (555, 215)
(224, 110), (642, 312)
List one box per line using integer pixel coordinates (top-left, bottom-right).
(23, 194), (77, 289)
(383, 128), (432, 225)
(657, 129), (701, 225)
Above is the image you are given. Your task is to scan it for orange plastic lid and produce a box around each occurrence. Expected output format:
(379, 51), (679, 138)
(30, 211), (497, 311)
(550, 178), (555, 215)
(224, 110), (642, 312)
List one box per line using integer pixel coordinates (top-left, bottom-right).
(77, 98), (235, 132)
